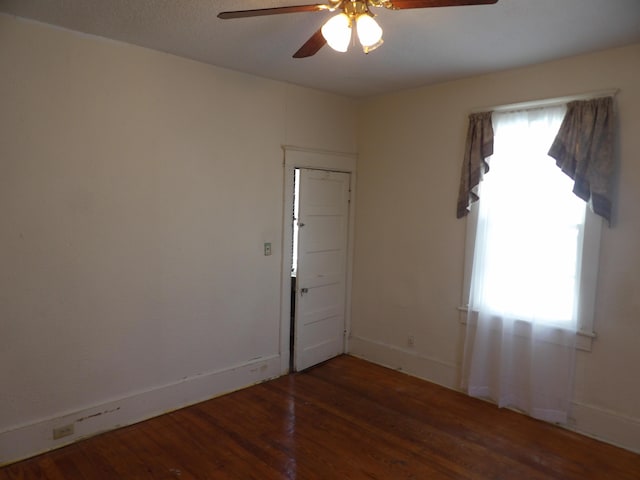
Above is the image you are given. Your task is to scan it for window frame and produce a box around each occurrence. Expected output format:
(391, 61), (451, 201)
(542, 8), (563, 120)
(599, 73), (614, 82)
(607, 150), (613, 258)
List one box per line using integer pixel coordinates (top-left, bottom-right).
(459, 100), (605, 352)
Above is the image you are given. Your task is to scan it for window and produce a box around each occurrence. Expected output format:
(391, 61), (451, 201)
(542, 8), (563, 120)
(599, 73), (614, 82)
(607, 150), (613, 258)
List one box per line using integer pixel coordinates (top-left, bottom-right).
(462, 104), (602, 348)
(460, 99), (611, 422)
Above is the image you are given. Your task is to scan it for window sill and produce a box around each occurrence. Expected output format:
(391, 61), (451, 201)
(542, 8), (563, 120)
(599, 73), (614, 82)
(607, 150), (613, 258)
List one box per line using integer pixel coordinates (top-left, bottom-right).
(457, 306), (596, 352)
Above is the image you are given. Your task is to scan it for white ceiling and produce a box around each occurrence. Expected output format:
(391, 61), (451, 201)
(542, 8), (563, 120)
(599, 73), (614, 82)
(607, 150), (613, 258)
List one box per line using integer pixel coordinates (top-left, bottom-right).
(1, 0), (639, 98)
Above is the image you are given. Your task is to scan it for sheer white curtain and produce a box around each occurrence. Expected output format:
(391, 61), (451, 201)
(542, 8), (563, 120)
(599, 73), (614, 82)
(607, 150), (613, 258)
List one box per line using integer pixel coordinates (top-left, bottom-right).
(463, 105), (586, 424)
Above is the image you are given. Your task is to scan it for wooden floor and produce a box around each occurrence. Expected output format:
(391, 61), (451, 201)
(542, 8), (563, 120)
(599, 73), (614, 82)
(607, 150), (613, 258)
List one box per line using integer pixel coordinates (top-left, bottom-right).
(2, 356), (639, 479)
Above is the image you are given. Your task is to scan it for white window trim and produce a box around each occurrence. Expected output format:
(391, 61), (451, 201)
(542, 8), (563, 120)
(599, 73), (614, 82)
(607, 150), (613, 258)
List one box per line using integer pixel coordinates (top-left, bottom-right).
(459, 93), (613, 352)
(470, 88), (619, 114)
(460, 210), (601, 351)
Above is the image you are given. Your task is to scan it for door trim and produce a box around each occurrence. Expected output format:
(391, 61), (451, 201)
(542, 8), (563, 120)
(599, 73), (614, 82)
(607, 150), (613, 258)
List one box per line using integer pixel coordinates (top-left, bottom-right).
(279, 146), (357, 374)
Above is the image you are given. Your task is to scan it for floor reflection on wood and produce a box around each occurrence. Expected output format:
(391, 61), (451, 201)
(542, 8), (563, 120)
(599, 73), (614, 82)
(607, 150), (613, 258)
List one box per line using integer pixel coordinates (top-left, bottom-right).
(2, 355), (639, 479)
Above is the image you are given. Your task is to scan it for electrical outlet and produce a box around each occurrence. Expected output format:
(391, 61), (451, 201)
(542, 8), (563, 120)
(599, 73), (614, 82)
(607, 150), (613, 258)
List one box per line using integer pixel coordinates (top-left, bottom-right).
(264, 242), (272, 256)
(407, 335), (415, 347)
(53, 424), (74, 440)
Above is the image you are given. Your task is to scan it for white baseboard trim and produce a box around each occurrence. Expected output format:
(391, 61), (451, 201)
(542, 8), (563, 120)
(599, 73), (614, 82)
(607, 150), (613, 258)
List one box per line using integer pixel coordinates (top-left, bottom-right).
(0, 354), (281, 466)
(348, 335), (458, 389)
(567, 401), (640, 454)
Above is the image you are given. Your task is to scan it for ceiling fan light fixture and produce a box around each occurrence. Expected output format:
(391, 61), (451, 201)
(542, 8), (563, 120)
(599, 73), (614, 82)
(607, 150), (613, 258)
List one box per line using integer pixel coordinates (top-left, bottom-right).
(321, 13), (352, 53)
(362, 38), (383, 54)
(219, 1), (501, 59)
(356, 14), (383, 49)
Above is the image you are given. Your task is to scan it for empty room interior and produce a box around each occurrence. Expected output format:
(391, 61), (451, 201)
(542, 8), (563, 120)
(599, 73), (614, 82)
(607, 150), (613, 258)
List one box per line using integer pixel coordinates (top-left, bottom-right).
(1, 0), (639, 477)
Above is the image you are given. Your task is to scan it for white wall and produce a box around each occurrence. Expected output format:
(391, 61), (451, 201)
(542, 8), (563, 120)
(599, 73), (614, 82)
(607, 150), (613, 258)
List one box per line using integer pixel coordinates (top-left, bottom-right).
(352, 43), (640, 452)
(0, 14), (356, 463)
(2, 9), (638, 465)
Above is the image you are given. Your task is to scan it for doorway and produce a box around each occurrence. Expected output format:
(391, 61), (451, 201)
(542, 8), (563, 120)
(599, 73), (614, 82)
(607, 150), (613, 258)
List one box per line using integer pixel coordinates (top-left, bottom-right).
(290, 168), (350, 371)
(280, 147), (356, 374)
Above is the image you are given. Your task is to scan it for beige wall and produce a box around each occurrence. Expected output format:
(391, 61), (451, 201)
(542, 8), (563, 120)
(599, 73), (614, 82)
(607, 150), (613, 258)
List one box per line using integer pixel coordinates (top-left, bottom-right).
(0, 14), (356, 462)
(2, 9), (638, 462)
(352, 43), (640, 451)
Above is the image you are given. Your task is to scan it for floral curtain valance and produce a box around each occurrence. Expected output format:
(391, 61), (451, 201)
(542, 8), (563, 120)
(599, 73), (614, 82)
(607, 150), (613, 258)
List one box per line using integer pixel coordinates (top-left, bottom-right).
(548, 96), (615, 224)
(456, 112), (494, 219)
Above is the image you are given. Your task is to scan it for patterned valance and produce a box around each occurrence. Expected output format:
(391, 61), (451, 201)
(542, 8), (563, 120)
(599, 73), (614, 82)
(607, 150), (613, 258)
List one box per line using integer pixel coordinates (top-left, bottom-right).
(548, 97), (615, 224)
(456, 112), (494, 219)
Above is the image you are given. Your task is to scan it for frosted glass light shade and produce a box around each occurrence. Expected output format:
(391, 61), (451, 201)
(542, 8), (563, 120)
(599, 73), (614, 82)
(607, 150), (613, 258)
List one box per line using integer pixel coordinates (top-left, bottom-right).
(356, 14), (382, 48)
(321, 13), (352, 53)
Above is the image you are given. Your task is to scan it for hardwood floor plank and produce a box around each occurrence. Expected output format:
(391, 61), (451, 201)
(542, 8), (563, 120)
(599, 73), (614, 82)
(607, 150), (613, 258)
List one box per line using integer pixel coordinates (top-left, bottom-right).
(1, 355), (638, 479)
(121, 424), (204, 479)
(4, 463), (46, 480)
(22, 448), (85, 480)
(309, 356), (640, 479)
(212, 380), (452, 479)
(192, 388), (321, 479)
(302, 361), (569, 477)
(77, 432), (156, 480)
(144, 415), (237, 480)
(266, 371), (548, 480)
(258, 378), (464, 479)
(171, 407), (284, 480)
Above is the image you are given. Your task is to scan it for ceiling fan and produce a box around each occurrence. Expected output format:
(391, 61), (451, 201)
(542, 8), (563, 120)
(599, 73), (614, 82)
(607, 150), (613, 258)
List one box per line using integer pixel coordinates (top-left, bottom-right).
(218, 0), (498, 58)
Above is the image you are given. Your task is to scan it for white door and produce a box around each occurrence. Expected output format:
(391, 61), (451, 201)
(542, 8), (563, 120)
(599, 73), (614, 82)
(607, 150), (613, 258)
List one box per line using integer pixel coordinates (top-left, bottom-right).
(295, 169), (350, 371)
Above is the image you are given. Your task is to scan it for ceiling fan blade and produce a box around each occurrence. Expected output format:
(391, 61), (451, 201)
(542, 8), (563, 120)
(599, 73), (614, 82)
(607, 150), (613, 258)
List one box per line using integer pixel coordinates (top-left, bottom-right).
(293, 28), (327, 58)
(391, 0), (498, 9)
(218, 4), (328, 19)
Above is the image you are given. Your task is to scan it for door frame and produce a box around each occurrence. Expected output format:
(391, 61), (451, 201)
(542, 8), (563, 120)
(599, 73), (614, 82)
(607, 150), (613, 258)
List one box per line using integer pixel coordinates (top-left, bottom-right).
(279, 145), (357, 374)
